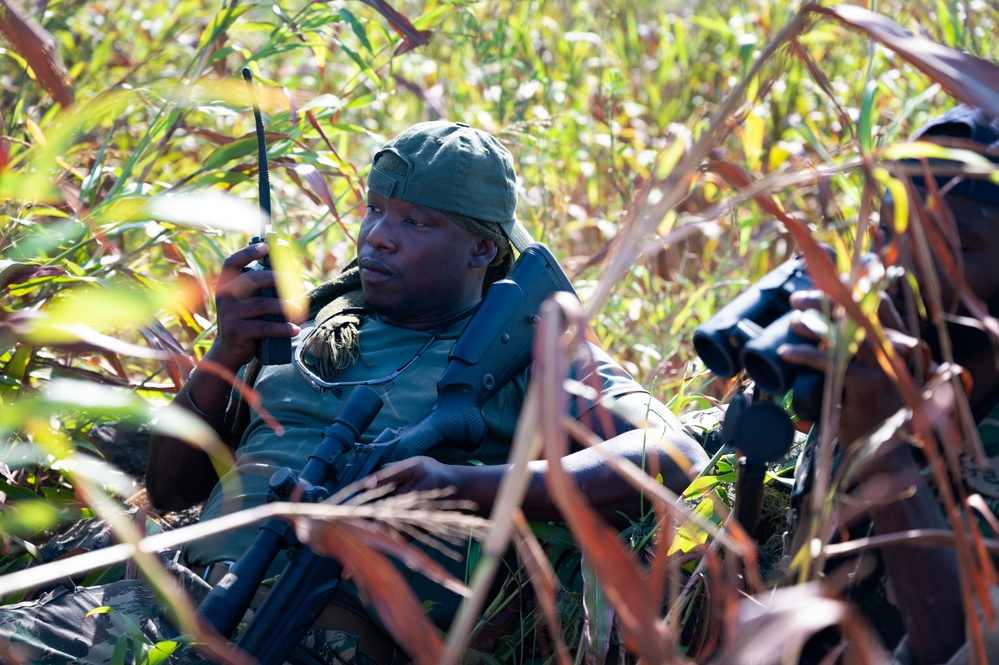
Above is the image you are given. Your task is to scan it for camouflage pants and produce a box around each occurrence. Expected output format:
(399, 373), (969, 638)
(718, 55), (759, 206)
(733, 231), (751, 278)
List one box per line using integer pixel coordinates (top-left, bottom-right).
(0, 558), (389, 665)
(0, 577), (187, 665)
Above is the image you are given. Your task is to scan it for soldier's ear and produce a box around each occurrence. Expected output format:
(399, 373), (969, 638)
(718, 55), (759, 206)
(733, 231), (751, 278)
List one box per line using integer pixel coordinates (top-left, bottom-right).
(469, 237), (498, 268)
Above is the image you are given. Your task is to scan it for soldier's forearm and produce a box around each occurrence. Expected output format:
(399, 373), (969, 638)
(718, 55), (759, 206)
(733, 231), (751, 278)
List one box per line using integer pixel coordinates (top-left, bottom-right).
(866, 450), (966, 664)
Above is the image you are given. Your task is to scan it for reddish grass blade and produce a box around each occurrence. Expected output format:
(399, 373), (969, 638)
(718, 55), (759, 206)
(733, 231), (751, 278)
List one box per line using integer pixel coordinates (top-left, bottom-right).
(357, 0), (431, 55)
(533, 296), (670, 663)
(316, 517), (471, 597)
(556, 480), (668, 661)
(182, 126), (240, 145)
(811, 3), (999, 113)
(716, 583), (890, 665)
(0, 0), (74, 107)
(296, 518), (446, 665)
(0, 264), (65, 291)
(907, 369), (992, 665)
(284, 86), (299, 126)
(788, 38), (855, 143)
(136, 320), (193, 389)
(190, 355), (285, 436)
(295, 164), (355, 244)
(510, 510), (572, 665)
(305, 110), (340, 158)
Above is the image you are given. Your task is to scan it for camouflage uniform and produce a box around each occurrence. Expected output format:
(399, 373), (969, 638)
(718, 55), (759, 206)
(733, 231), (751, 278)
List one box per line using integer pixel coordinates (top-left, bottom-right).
(0, 557), (389, 665)
(0, 543), (205, 665)
(0, 577), (187, 664)
(0, 506), (393, 665)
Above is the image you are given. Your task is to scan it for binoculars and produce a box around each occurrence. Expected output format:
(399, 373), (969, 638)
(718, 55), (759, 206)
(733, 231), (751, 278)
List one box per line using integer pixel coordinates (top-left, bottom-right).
(693, 254), (824, 427)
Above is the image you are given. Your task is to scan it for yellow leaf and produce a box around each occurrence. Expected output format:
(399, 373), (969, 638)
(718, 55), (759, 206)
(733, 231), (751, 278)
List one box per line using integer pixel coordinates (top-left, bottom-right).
(23, 117), (46, 146)
(83, 606), (115, 619)
(744, 109), (765, 172)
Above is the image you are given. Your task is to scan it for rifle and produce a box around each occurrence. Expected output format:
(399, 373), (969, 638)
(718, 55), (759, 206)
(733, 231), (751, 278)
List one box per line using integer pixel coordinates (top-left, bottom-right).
(198, 242), (575, 665)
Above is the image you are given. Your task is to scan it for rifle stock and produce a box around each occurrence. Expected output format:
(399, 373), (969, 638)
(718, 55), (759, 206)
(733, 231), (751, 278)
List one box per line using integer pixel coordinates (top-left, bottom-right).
(197, 243), (575, 664)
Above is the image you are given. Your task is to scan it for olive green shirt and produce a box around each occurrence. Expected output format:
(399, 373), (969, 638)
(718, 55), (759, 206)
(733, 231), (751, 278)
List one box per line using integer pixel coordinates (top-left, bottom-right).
(184, 312), (650, 628)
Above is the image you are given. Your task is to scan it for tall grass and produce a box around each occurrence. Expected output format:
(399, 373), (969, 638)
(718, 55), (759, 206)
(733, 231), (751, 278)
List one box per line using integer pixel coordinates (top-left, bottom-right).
(1, 0), (998, 662)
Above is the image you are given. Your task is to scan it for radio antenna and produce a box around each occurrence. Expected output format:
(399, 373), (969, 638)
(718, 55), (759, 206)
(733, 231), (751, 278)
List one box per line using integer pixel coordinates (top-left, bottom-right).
(242, 67), (271, 237)
(239, 66), (291, 365)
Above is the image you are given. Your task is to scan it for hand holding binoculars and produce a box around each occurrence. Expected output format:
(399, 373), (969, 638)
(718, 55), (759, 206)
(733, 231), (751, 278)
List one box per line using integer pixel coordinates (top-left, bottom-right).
(693, 251), (833, 463)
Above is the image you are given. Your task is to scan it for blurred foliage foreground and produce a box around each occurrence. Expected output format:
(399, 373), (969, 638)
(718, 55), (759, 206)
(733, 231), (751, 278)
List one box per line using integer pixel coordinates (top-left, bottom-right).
(1, 0), (998, 662)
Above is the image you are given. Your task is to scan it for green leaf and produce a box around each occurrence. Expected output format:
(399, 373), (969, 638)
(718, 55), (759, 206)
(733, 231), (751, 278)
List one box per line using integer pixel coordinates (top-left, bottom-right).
(413, 3), (450, 29)
(0, 381), (154, 432)
(0, 480), (42, 503)
(0, 346), (31, 401)
(338, 44), (381, 87)
(344, 93), (379, 110)
(88, 196), (149, 226)
(299, 94), (344, 114)
(858, 78), (877, 155)
(936, 0), (958, 46)
(43, 283), (163, 331)
(337, 7), (373, 53)
(689, 15), (732, 38)
(110, 634), (129, 665)
(0, 500), (62, 535)
(147, 641), (179, 665)
(196, 5), (250, 51)
(205, 45), (239, 68)
(10, 94), (128, 198)
(84, 605), (116, 619)
(582, 557), (612, 663)
(682, 474), (719, 500)
(203, 136), (258, 171)
(0, 172), (61, 203)
(669, 496), (721, 555)
(529, 521), (578, 550)
(0, 48), (27, 70)
(117, 609), (147, 640)
(133, 635), (151, 665)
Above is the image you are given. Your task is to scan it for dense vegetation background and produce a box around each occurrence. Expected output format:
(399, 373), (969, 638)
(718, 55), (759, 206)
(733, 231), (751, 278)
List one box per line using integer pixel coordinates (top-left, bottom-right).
(1, 0), (997, 662)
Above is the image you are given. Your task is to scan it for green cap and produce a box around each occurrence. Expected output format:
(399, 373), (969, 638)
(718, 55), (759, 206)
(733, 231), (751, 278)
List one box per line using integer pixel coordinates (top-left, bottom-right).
(366, 121), (534, 252)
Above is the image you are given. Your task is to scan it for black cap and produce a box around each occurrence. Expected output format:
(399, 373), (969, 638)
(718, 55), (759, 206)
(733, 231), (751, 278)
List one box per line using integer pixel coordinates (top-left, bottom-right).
(908, 105), (999, 206)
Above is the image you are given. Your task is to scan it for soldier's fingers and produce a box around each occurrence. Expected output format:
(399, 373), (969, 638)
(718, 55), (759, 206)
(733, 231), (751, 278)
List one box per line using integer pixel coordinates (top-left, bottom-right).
(220, 268), (279, 301)
(787, 308), (831, 344)
(227, 317), (300, 340)
(788, 289), (830, 313)
(224, 293), (292, 322)
(777, 342), (830, 373)
(218, 243), (269, 288)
